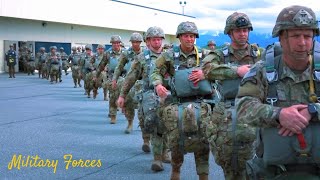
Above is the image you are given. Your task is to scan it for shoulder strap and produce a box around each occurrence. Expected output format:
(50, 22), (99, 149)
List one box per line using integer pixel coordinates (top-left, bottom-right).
(312, 40), (320, 101)
(265, 42), (281, 106)
(222, 45), (230, 64)
(143, 49), (152, 89)
(173, 46), (180, 70)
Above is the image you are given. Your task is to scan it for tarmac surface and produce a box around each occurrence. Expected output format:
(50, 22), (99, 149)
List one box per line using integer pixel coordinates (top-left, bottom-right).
(0, 72), (224, 180)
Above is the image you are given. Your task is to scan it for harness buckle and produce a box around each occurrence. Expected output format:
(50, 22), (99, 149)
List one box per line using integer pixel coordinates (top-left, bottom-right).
(266, 97), (278, 106)
(313, 70), (320, 81)
(266, 71), (278, 82)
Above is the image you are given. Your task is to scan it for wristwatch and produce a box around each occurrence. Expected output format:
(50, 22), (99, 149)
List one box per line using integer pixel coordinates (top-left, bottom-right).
(308, 103), (318, 118)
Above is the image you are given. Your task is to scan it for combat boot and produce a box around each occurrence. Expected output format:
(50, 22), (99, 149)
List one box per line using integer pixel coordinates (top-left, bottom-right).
(170, 167), (180, 180)
(93, 89), (98, 99)
(151, 155), (164, 172)
(110, 115), (117, 124)
(124, 119), (133, 134)
(199, 174), (208, 180)
(142, 138), (150, 153)
(162, 149), (171, 163)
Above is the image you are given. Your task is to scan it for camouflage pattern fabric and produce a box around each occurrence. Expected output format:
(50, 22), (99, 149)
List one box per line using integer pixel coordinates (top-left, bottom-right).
(151, 46), (211, 176)
(201, 43), (261, 179)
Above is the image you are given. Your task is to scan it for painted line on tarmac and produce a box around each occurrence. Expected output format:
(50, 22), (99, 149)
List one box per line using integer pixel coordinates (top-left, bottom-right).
(73, 152), (145, 180)
(0, 93), (55, 101)
(0, 108), (86, 126)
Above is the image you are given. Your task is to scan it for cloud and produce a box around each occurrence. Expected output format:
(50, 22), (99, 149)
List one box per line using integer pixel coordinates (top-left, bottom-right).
(120, 0), (320, 34)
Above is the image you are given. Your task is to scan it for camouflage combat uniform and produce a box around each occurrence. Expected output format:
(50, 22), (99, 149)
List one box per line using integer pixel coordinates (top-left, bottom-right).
(60, 47), (69, 75)
(202, 12), (262, 180)
(68, 46), (82, 88)
(35, 47), (48, 79)
(98, 35), (125, 124)
(5, 44), (17, 78)
(120, 27), (171, 172)
(151, 22), (211, 180)
(26, 49), (36, 75)
(46, 46), (62, 84)
(79, 44), (95, 98)
(18, 42), (28, 73)
(91, 46), (105, 99)
(113, 32), (143, 134)
(236, 5), (320, 179)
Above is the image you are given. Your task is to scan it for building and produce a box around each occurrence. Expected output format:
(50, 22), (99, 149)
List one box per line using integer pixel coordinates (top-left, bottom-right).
(0, 0), (196, 73)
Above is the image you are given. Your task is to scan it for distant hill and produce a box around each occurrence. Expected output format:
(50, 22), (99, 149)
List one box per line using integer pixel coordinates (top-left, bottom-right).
(197, 31), (278, 49)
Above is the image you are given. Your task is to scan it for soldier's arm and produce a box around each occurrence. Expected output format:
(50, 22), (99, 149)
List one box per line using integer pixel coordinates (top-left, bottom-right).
(113, 52), (127, 81)
(202, 50), (240, 81)
(236, 61), (281, 128)
(150, 54), (170, 86)
(120, 59), (142, 98)
(97, 53), (109, 77)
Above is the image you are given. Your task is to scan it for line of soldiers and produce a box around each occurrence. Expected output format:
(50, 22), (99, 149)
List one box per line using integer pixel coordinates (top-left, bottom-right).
(5, 4), (320, 180)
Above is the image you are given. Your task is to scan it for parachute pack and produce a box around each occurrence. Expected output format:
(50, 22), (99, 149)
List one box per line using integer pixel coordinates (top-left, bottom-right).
(246, 40), (320, 179)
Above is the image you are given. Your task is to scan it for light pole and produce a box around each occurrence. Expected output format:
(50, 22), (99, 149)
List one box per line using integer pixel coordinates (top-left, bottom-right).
(179, 1), (187, 15)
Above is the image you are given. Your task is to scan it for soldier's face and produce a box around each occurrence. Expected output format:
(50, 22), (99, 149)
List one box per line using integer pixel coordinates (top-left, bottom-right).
(179, 33), (196, 49)
(208, 44), (216, 50)
(230, 28), (249, 45)
(149, 37), (163, 50)
(112, 42), (121, 52)
(131, 41), (141, 51)
(98, 48), (104, 54)
(280, 29), (314, 62)
(51, 49), (56, 53)
(86, 49), (91, 55)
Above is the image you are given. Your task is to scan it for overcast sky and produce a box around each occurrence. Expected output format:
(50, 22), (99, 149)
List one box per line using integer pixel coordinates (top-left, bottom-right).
(120, 0), (320, 35)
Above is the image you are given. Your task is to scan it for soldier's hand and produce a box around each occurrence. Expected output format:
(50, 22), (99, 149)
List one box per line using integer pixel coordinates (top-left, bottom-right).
(155, 84), (168, 99)
(278, 126), (294, 136)
(117, 96), (125, 108)
(236, 65), (251, 77)
(299, 107), (312, 122)
(188, 69), (205, 83)
(279, 104), (309, 134)
(112, 80), (117, 90)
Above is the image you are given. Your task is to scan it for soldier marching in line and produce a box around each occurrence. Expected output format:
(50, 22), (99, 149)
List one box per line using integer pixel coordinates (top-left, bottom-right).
(112, 32), (143, 134)
(97, 35), (125, 124)
(79, 44), (95, 97)
(35, 47), (48, 79)
(5, 44), (17, 78)
(68, 46), (82, 88)
(196, 12), (263, 180)
(60, 47), (69, 76)
(91, 44), (105, 99)
(237, 5), (320, 179)
(151, 22), (213, 180)
(117, 27), (171, 172)
(46, 46), (62, 84)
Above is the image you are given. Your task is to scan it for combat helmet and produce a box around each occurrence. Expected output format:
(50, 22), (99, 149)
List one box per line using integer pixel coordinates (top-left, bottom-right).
(60, 47), (64, 51)
(272, 5), (319, 37)
(146, 26), (165, 39)
(50, 46), (57, 50)
(85, 44), (92, 50)
(224, 12), (253, 34)
(97, 44), (105, 49)
(71, 46), (77, 51)
(207, 40), (216, 46)
(110, 35), (122, 43)
(176, 21), (199, 38)
(130, 32), (143, 42)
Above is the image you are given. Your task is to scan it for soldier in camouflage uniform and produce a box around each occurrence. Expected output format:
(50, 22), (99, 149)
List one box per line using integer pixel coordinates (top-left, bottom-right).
(236, 5), (320, 179)
(201, 40), (216, 59)
(26, 48), (36, 76)
(46, 46), (62, 84)
(151, 22), (212, 180)
(91, 44), (105, 99)
(68, 46), (82, 88)
(5, 44), (17, 78)
(98, 35), (125, 124)
(35, 47), (48, 79)
(194, 12), (262, 180)
(60, 47), (69, 76)
(18, 42), (28, 73)
(117, 27), (171, 171)
(79, 44), (95, 98)
(113, 32), (143, 134)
